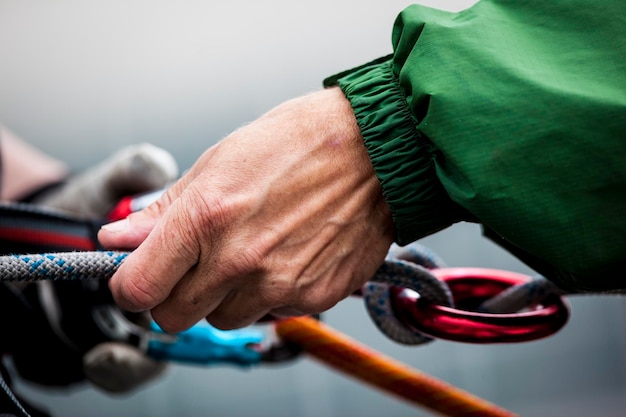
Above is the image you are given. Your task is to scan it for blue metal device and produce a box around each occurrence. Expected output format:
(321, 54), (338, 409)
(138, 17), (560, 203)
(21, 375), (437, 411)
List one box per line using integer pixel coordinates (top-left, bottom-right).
(147, 321), (265, 367)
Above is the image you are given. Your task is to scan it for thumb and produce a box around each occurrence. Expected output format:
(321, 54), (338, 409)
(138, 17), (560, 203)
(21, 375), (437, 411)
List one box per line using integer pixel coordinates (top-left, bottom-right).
(97, 210), (158, 250)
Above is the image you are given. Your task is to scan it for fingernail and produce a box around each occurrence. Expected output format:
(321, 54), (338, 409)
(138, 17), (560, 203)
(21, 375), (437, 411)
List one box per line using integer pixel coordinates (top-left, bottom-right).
(101, 218), (129, 233)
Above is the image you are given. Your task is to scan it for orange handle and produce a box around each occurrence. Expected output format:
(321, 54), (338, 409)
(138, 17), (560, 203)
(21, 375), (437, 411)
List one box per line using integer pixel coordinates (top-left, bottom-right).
(275, 316), (519, 417)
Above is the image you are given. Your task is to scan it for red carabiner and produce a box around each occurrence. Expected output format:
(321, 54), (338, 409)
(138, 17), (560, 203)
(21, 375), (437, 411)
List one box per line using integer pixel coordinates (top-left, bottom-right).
(390, 268), (570, 344)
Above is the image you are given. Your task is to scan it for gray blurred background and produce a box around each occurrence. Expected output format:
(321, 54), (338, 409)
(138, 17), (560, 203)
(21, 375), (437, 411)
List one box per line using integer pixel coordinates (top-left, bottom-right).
(1, 1), (625, 416)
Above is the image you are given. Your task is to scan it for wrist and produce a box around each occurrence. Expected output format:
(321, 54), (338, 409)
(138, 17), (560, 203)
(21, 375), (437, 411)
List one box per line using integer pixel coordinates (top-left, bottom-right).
(326, 60), (463, 243)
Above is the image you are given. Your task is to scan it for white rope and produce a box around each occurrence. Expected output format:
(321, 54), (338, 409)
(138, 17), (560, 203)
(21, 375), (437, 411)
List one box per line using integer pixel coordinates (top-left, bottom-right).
(363, 243), (453, 345)
(0, 245), (453, 345)
(1, 244), (607, 346)
(0, 251), (128, 281)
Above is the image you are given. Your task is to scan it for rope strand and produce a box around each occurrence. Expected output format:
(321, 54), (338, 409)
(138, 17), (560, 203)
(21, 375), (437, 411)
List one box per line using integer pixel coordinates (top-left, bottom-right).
(0, 251), (128, 281)
(275, 316), (519, 417)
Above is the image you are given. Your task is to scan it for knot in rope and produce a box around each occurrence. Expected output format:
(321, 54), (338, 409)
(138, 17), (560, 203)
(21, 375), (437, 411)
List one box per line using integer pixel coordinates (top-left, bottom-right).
(363, 243), (453, 345)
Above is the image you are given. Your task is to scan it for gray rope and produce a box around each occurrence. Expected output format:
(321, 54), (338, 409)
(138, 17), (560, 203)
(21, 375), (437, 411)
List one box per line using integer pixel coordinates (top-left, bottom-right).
(0, 245), (454, 345)
(478, 275), (568, 314)
(479, 275), (626, 314)
(362, 243), (453, 345)
(1, 245), (620, 347)
(0, 251), (128, 281)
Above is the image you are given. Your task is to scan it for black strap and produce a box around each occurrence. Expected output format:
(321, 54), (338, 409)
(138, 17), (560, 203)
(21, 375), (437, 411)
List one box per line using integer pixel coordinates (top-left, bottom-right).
(0, 203), (107, 417)
(0, 203), (103, 255)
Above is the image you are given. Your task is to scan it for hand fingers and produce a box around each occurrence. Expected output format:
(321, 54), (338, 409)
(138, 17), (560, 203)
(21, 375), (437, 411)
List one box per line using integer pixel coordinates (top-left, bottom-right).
(201, 261), (352, 330)
(97, 168), (192, 249)
(147, 224), (259, 332)
(151, 267), (237, 332)
(105, 187), (204, 315)
(97, 212), (158, 250)
(101, 148), (233, 332)
(207, 300), (308, 330)
(106, 175), (243, 333)
(202, 278), (278, 330)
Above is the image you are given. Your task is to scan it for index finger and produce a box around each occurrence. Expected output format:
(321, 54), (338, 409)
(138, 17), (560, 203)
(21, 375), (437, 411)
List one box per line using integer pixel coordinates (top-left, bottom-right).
(107, 192), (204, 313)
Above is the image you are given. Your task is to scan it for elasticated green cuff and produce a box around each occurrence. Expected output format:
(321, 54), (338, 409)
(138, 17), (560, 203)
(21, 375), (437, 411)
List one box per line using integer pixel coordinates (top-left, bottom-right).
(324, 58), (464, 245)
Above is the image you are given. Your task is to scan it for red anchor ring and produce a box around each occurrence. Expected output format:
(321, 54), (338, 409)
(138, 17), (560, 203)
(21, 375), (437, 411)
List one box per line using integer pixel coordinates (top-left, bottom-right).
(390, 268), (570, 343)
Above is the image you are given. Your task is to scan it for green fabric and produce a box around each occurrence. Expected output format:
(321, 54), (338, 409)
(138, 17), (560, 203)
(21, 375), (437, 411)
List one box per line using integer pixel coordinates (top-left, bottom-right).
(325, 57), (472, 240)
(325, 0), (626, 291)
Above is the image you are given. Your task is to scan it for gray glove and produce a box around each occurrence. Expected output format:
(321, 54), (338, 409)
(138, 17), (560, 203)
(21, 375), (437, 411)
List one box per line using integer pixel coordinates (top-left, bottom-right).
(34, 143), (178, 219)
(32, 143), (178, 394)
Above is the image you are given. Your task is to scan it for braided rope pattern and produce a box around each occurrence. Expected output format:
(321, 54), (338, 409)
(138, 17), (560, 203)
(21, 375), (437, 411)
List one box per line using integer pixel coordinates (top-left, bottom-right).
(478, 276), (567, 314)
(0, 243), (599, 346)
(0, 251), (128, 281)
(478, 276), (626, 314)
(363, 243), (453, 345)
(0, 244), (454, 345)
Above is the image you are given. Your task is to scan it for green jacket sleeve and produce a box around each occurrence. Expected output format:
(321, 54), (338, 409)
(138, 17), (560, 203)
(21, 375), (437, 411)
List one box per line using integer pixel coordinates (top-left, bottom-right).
(324, 0), (626, 292)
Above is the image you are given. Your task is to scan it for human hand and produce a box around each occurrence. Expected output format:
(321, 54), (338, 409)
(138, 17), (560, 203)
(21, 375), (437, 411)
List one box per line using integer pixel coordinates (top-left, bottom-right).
(98, 87), (395, 332)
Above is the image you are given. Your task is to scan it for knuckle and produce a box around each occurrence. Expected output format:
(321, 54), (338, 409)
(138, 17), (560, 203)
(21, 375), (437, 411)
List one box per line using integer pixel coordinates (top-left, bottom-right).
(151, 309), (196, 334)
(187, 184), (231, 231)
(207, 317), (237, 331)
(207, 314), (255, 331)
(295, 285), (341, 315)
(114, 265), (164, 311)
